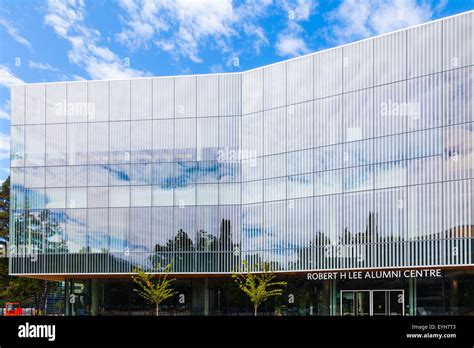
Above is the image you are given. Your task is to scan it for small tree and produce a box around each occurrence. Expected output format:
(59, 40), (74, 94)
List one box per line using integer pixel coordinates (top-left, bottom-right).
(232, 260), (287, 316)
(131, 263), (177, 316)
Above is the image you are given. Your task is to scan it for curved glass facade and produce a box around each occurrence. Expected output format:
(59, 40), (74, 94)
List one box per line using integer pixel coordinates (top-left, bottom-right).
(9, 11), (473, 275)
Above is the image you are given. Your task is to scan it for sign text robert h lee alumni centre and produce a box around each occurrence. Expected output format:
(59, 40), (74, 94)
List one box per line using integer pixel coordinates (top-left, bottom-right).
(307, 269), (443, 280)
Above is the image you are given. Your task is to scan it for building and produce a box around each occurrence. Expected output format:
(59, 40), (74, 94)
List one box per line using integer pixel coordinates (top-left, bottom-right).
(8, 11), (474, 316)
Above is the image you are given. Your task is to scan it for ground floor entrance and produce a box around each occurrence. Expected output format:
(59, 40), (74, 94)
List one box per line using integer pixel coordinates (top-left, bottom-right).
(64, 269), (474, 316)
(340, 290), (404, 316)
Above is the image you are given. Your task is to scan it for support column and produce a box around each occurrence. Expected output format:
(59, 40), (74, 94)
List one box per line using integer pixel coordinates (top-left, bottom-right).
(192, 279), (204, 315)
(203, 278), (209, 316)
(91, 279), (100, 316)
(66, 280), (77, 316)
(449, 279), (458, 315)
(409, 278), (417, 316)
(65, 279), (71, 316)
(329, 279), (337, 316)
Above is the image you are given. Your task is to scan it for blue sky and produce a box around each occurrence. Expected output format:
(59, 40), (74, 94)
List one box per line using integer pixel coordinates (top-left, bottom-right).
(0, 0), (473, 180)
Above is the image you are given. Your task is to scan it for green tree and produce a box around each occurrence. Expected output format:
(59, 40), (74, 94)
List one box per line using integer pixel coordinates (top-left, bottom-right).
(0, 176), (9, 237)
(232, 260), (287, 316)
(0, 255), (58, 311)
(131, 262), (177, 316)
(0, 258), (39, 304)
(0, 176), (59, 312)
(164, 229), (194, 272)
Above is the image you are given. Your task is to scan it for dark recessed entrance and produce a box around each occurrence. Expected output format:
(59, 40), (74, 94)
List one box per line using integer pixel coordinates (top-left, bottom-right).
(340, 290), (404, 316)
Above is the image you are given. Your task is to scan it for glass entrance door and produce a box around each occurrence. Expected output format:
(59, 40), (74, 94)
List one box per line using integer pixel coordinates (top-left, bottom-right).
(340, 290), (370, 316)
(372, 290), (387, 316)
(341, 291), (355, 316)
(388, 290), (404, 316)
(372, 290), (405, 316)
(355, 291), (370, 316)
(340, 290), (404, 316)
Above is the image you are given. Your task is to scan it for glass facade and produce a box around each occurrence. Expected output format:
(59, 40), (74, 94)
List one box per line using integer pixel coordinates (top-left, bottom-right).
(64, 270), (474, 316)
(9, 12), (474, 277)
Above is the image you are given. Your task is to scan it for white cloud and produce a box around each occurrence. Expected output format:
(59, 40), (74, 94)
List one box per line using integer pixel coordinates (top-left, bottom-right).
(209, 64), (224, 73)
(116, 0), (168, 49)
(0, 109), (8, 121)
(0, 65), (24, 88)
(71, 74), (86, 81)
(45, 0), (147, 79)
(0, 100), (10, 121)
(281, 0), (315, 21)
(154, 39), (175, 52)
(327, 0), (437, 44)
(369, 0), (433, 34)
(434, 0), (448, 13)
(0, 17), (32, 49)
(0, 65), (22, 122)
(242, 23), (269, 55)
(275, 35), (309, 57)
(117, 0), (272, 62)
(0, 132), (10, 161)
(275, 0), (316, 57)
(28, 61), (60, 72)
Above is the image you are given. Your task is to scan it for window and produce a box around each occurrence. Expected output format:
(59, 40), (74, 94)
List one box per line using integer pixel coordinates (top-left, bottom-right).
(109, 186), (130, 207)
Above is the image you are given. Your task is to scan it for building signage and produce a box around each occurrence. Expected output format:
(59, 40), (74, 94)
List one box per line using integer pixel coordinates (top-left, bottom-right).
(307, 268), (442, 281)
